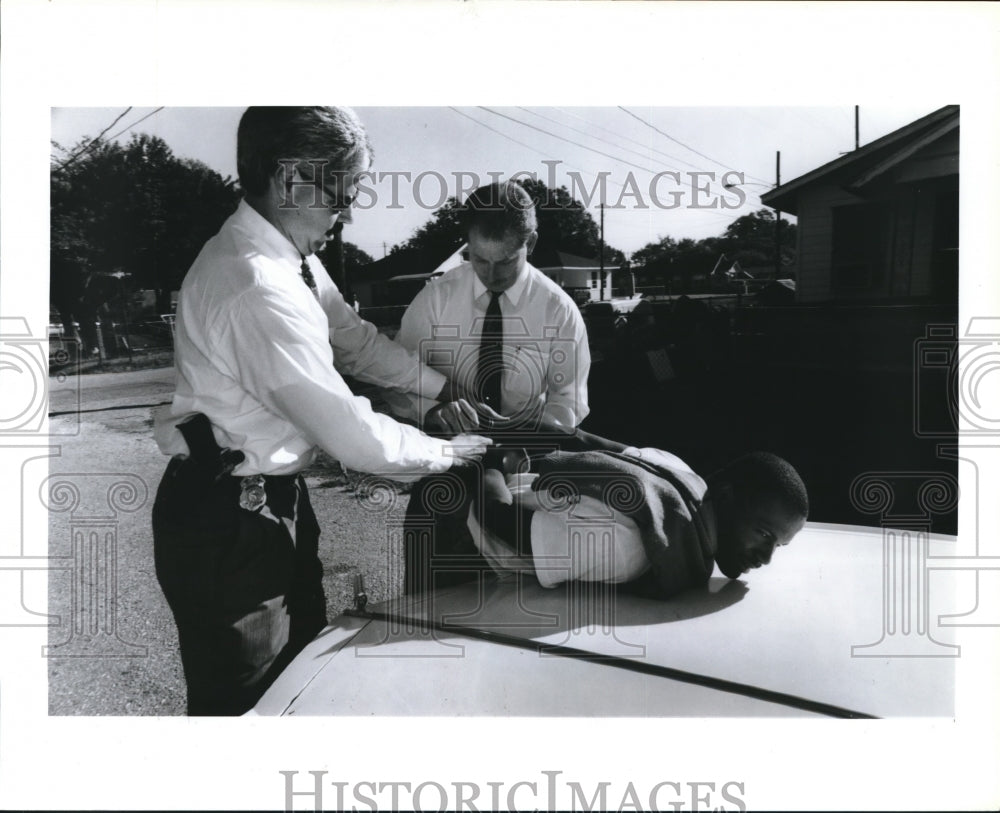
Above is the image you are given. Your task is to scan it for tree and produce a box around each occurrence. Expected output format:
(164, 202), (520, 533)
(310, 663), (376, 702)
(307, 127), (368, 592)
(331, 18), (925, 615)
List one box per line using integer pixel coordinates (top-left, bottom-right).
(317, 237), (373, 302)
(631, 234), (723, 294)
(520, 178), (626, 267)
(340, 241), (374, 275)
(390, 196), (465, 258)
(631, 207), (797, 293)
(391, 179), (626, 266)
(51, 134), (240, 326)
(719, 208), (797, 272)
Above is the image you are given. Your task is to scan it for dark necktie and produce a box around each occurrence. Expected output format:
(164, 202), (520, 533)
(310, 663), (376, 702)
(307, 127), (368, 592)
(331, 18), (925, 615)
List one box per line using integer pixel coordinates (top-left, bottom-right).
(299, 255), (320, 300)
(477, 291), (503, 412)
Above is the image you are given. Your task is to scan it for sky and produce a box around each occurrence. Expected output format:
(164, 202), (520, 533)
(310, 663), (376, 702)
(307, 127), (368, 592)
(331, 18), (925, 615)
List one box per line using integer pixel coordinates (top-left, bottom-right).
(51, 105), (937, 261)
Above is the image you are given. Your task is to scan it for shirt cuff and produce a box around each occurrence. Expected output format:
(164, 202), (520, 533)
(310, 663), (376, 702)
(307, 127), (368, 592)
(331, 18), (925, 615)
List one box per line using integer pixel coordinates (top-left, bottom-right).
(417, 365), (447, 402)
(541, 401), (580, 429)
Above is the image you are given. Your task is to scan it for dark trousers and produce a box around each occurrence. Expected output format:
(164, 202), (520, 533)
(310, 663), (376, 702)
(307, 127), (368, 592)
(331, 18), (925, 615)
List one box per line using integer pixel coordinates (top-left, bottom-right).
(152, 458), (327, 715)
(403, 426), (630, 595)
(403, 466), (486, 595)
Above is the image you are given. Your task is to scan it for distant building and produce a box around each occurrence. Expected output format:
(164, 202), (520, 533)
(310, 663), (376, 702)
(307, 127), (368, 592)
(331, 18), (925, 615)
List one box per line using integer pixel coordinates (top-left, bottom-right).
(422, 243), (621, 305)
(353, 242), (463, 309)
(431, 243), (469, 276)
(709, 256), (755, 294)
(532, 248), (620, 303)
(761, 105), (958, 304)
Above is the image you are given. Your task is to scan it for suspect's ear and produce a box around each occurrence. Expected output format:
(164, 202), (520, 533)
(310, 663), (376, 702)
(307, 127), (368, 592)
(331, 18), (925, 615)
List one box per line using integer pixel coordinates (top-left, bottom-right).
(526, 230), (538, 256)
(713, 480), (735, 508)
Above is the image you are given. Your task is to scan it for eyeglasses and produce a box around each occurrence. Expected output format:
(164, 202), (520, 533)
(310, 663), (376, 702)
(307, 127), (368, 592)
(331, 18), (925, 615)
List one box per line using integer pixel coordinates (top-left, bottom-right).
(312, 180), (357, 213)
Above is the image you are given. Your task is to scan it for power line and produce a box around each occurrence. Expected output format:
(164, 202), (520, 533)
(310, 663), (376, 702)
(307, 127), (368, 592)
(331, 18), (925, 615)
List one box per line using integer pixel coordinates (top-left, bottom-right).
(516, 107), (688, 173)
(450, 106), (565, 163)
(448, 107), (631, 192)
(450, 107), (770, 248)
(459, 107), (769, 235)
(53, 107), (166, 174)
(106, 107), (166, 142)
(504, 107), (765, 209)
(479, 106), (660, 175)
(552, 106), (709, 173)
(548, 106), (769, 209)
(477, 107), (766, 215)
(54, 107), (133, 171)
(618, 106), (774, 187)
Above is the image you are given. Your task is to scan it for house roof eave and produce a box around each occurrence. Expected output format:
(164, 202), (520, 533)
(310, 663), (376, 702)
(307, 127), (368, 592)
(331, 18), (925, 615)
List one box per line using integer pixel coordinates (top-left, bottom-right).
(760, 104), (959, 213)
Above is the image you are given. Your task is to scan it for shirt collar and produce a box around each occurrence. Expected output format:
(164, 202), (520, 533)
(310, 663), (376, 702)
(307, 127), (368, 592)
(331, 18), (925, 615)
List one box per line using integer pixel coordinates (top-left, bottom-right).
(472, 262), (533, 309)
(233, 199), (304, 268)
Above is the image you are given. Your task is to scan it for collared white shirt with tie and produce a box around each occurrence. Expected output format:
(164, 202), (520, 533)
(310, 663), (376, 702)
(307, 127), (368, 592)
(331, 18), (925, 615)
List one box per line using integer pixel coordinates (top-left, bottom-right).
(155, 200), (456, 479)
(388, 260), (591, 429)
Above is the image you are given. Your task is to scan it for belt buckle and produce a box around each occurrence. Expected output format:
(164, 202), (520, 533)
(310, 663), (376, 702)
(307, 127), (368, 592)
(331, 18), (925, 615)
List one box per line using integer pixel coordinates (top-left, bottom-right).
(239, 474), (267, 512)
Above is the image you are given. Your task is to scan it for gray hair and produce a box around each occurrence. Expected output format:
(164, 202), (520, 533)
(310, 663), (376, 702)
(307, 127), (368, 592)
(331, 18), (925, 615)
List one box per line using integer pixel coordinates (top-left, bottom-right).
(236, 106), (373, 196)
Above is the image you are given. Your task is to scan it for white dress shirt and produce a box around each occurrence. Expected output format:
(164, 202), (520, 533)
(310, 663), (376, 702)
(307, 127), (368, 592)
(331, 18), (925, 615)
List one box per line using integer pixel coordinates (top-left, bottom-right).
(465, 446), (693, 586)
(387, 262), (590, 428)
(155, 200), (455, 479)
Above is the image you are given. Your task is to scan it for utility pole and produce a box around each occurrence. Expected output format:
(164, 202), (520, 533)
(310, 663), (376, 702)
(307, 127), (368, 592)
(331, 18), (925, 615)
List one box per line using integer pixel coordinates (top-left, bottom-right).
(774, 150), (782, 280)
(382, 241), (387, 258)
(598, 202), (606, 301)
(855, 105), (860, 150)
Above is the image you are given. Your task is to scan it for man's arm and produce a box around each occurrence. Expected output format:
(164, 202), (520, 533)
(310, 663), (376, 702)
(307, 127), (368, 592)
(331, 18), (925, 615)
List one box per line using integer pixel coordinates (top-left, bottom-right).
(379, 282), (485, 432)
(376, 283), (447, 425)
(541, 302), (591, 429)
(227, 285), (487, 479)
(321, 276), (447, 403)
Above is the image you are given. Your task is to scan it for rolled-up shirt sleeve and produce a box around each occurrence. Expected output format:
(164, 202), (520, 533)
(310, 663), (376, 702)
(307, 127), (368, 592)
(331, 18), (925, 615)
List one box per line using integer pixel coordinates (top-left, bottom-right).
(225, 284), (454, 479)
(381, 285), (442, 425)
(542, 303), (591, 428)
(321, 282), (446, 399)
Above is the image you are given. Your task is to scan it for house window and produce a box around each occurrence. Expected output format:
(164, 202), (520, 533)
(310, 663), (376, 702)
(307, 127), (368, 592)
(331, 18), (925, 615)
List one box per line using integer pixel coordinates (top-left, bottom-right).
(590, 271), (598, 288)
(831, 203), (886, 292)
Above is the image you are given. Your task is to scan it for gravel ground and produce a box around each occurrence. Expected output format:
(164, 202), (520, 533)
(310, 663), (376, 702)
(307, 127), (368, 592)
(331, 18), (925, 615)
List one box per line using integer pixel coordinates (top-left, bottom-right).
(46, 396), (412, 716)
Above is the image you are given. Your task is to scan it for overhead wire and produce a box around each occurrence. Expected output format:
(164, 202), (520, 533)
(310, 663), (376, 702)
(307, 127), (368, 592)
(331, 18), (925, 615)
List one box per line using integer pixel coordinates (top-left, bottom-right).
(53, 107), (133, 171)
(619, 106), (775, 187)
(105, 107), (166, 142)
(449, 106), (630, 192)
(478, 107), (765, 213)
(459, 107), (766, 227)
(516, 106), (688, 173)
(53, 107), (166, 174)
(479, 106), (660, 175)
(454, 106), (770, 248)
(550, 105), (773, 208)
(553, 106), (710, 173)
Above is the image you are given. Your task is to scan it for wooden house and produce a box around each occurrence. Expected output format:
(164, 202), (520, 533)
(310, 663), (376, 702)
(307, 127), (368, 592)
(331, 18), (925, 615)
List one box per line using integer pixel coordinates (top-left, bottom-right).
(761, 105), (958, 304)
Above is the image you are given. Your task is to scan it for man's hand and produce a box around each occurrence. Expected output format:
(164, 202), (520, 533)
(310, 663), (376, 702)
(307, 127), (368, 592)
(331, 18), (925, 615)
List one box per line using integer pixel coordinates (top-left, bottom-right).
(434, 378), (470, 404)
(471, 402), (512, 432)
(448, 433), (493, 467)
(534, 412), (575, 435)
(426, 398), (516, 436)
(426, 399), (480, 435)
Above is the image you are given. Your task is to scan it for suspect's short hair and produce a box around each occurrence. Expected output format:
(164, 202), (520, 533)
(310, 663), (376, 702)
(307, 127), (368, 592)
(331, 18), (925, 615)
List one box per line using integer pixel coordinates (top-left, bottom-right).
(713, 451), (809, 519)
(237, 106), (373, 196)
(463, 180), (537, 243)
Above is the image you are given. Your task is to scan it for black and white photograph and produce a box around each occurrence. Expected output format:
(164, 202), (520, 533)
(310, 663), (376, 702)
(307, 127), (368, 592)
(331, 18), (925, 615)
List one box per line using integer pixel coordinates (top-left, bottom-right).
(2, 1), (999, 811)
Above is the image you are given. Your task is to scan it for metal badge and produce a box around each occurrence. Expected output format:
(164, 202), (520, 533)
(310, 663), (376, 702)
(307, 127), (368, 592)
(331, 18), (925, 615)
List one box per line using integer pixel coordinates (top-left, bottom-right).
(239, 474), (267, 512)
